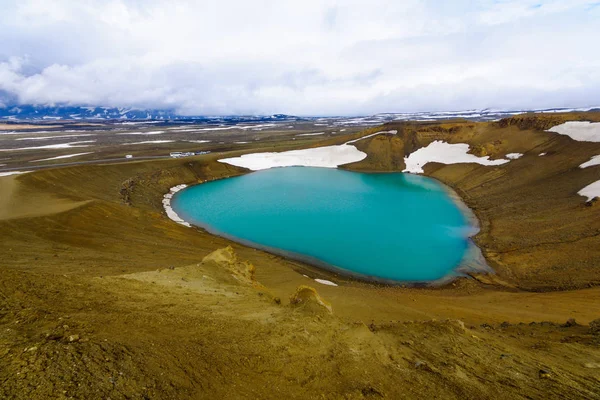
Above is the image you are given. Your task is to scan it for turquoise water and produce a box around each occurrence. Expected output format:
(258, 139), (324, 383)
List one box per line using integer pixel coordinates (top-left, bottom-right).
(172, 167), (472, 283)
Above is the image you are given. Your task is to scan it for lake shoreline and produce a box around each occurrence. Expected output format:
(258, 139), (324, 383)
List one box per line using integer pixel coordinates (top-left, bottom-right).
(165, 167), (495, 288)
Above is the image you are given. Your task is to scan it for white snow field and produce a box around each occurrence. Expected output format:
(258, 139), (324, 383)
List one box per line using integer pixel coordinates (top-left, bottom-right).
(0, 171), (28, 177)
(578, 180), (600, 201)
(30, 152), (93, 162)
(219, 130), (397, 171)
(403, 141), (510, 173)
(297, 132), (325, 137)
(580, 155), (600, 169)
(123, 140), (174, 145)
(117, 131), (165, 135)
(547, 121), (600, 142)
(0, 141), (96, 152)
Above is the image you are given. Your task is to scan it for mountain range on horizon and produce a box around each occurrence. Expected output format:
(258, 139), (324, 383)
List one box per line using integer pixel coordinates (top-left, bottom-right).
(0, 104), (599, 124)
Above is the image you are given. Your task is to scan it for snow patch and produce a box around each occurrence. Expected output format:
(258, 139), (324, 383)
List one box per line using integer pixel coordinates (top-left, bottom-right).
(219, 130), (396, 171)
(30, 152), (93, 162)
(117, 130), (165, 135)
(0, 171), (28, 177)
(578, 180), (600, 202)
(196, 126), (235, 131)
(123, 140), (174, 145)
(547, 121), (600, 142)
(505, 153), (523, 159)
(220, 144), (365, 170)
(539, 153), (547, 156)
(297, 132), (325, 137)
(403, 141), (510, 173)
(346, 130), (397, 144)
(580, 155), (600, 169)
(0, 141), (96, 152)
(314, 279), (338, 287)
(162, 185), (191, 227)
(238, 123), (276, 130)
(16, 134), (95, 140)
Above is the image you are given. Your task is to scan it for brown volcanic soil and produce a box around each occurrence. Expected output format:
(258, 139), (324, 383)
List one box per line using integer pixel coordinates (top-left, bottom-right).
(347, 113), (600, 290)
(2, 113), (600, 399)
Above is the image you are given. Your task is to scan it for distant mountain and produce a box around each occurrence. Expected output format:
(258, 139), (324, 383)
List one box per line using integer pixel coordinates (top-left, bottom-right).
(0, 105), (302, 123)
(0, 104), (597, 123)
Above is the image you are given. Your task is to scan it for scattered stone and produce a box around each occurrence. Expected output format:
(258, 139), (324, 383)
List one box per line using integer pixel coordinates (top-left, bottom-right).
(168, 266), (175, 270)
(584, 362), (600, 369)
(68, 334), (80, 343)
(590, 318), (600, 335)
(500, 321), (511, 328)
(561, 318), (577, 328)
(273, 297), (281, 305)
(361, 386), (384, 397)
(538, 369), (551, 379)
(45, 332), (63, 341)
(585, 198), (598, 207)
(415, 360), (434, 372)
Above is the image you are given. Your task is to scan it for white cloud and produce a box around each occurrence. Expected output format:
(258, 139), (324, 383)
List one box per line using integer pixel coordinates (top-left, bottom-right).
(0, 0), (599, 115)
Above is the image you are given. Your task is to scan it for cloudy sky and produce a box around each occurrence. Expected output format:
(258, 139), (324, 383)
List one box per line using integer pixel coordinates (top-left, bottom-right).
(0, 0), (599, 115)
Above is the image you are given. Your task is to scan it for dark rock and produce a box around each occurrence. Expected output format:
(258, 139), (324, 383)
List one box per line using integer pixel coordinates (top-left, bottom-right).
(538, 369), (551, 379)
(45, 332), (63, 341)
(590, 318), (600, 335)
(361, 386), (384, 397)
(561, 318), (577, 328)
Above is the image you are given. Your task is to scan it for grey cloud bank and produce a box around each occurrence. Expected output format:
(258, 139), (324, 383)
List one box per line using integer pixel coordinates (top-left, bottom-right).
(0, 0), (599, 115)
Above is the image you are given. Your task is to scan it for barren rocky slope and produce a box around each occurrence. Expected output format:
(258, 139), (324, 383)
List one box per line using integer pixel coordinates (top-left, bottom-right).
(2, 113), (600, 399)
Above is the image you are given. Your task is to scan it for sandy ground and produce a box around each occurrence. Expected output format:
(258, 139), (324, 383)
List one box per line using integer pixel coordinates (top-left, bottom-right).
(1, 113), (600, 398)
(0, 175), (90, 220)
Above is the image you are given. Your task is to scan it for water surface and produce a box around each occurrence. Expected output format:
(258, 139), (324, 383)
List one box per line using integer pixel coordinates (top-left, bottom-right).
(172, 167), (473, 282)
